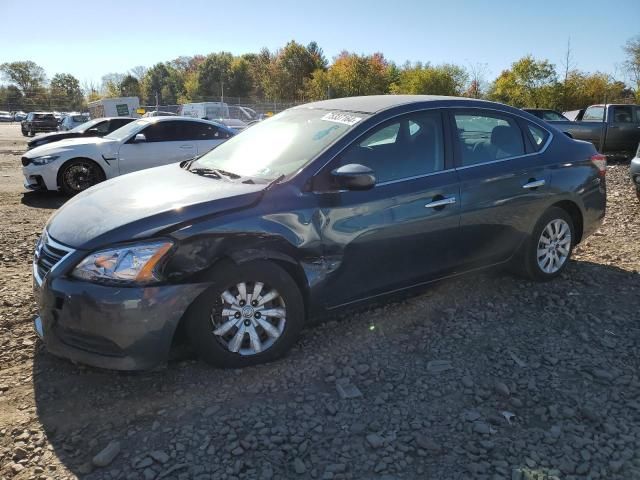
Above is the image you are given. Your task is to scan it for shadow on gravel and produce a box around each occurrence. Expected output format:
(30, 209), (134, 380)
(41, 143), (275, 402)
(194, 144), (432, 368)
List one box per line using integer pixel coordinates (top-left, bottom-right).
(31, 258), (640, 478)
(20, 191), (67, 210)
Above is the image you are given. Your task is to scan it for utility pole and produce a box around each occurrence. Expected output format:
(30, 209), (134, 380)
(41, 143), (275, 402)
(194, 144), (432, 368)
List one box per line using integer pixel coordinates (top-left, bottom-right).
(155, 91), (159, 112)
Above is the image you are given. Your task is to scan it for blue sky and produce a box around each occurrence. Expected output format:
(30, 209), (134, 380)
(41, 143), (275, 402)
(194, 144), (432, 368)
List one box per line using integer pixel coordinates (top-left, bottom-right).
(1, 0), (638, 86)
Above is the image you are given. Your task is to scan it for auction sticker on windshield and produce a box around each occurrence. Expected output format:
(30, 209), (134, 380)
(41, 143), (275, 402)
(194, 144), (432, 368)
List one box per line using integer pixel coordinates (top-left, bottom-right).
(321, 112), (362, 126)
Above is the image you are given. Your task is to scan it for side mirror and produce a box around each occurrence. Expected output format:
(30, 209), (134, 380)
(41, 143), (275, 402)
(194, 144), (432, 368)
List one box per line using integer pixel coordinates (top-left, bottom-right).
(331, 163), (376, 191)
(133, 133), (146, 143)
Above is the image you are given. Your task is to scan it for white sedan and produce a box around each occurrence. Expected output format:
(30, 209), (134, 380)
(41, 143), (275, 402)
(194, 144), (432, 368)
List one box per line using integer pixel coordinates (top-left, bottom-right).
(22, 116), (234, 195)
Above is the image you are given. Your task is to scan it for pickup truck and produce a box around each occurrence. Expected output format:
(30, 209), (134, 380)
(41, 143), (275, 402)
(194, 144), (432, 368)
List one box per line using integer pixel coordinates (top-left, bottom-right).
(550, 104), (640, 156)
(21, 112), (58, 137)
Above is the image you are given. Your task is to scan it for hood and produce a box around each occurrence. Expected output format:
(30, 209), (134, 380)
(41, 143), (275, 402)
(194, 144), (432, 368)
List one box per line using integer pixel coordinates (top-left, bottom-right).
(46, 163), (267, 250)
(28, 131), (78, 147)
(25, 136), (116, 158)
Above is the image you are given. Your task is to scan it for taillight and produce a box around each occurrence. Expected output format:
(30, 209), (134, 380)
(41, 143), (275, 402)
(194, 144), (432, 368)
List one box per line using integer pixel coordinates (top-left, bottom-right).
(591, 154), (606, 177)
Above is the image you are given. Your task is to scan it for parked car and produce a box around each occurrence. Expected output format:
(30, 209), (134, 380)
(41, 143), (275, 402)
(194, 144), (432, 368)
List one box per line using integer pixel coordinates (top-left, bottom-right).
(563, 109), (585, 122)
(551, 104), (640, 156)
(522, 109), (569, 122)
(630, 142), (640, 201)
(21, 112), (58, 136)
(27, 117), (136, 149)
(12, 111), (27, 122)
(30, 95), (606, 370)
(58, 113), (90, 131)
(141, 111), (178, 117)
(22, 117), (234, 195)
(228, 105), (264, 123)
(214, 117), (249, 133)
(0, 111), (13, 122)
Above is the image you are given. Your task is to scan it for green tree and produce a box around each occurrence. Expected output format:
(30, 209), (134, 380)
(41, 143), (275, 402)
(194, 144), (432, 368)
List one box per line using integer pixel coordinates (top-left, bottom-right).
(0, 61), (46, 95)
(101, 72), (126, 97)
(0, 85), (24, 110)
(49, 73), (84, 110)
(141, 63), (183, 105)
(488, 55), (558, 107)
(119, 74), (141, 98)
(623, 36), (640, 101)
(196, 52), (234, 99)
(305, 51), (391, 100)
(390, 63), (468, 96)
(227, 57), (254, 98)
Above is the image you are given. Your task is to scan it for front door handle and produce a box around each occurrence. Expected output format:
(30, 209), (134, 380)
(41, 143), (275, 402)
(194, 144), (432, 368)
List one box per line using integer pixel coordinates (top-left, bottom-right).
(180, 145), (194, 149)
(424, 196), (456, 208)
(522, 179), (546, 189)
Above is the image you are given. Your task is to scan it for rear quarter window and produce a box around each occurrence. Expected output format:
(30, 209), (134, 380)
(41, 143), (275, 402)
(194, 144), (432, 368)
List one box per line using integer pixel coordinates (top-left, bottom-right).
(527, 123), (550, 151)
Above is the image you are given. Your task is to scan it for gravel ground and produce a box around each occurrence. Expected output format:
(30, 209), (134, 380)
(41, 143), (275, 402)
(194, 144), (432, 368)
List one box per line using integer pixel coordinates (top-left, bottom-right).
(0, 123), (639, 480)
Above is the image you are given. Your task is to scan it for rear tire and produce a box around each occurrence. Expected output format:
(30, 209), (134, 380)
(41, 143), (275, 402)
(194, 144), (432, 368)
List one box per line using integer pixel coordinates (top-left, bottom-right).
(58, 159), (106, 196)
(517, 207), (575, 281)
(185, 260), (305, 368)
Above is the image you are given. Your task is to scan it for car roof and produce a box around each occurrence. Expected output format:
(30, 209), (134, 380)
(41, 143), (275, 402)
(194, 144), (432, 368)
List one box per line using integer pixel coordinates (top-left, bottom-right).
(295, 95), (495, 114)
(93, 117), (137, 121)
(139, 115), (235, 133)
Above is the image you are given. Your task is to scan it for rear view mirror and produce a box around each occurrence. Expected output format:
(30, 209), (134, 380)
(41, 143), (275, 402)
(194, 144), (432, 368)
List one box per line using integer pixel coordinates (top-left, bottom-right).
(133, 133), (146, 143)
(331, 163), (376, 191)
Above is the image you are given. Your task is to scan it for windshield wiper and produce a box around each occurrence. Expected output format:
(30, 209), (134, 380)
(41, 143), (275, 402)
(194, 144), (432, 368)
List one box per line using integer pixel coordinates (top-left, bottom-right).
(214, 169), (241, 179)
(189, 168), (223, 179)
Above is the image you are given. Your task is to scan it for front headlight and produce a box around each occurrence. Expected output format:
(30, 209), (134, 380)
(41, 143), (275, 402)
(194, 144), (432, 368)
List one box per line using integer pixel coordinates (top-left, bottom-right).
(30, 155), (60, 166)
(71, 240), (173, 284)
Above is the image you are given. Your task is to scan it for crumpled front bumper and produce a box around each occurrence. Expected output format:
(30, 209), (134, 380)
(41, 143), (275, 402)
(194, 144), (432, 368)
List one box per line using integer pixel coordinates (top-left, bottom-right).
(34, 275), (208, 371)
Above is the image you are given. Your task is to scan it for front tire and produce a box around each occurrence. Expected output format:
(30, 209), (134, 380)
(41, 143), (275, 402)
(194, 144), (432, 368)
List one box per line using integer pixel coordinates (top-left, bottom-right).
(186, 260), (305, 368)
(58, 159), (106, 196)
(518, 207), (575, 281)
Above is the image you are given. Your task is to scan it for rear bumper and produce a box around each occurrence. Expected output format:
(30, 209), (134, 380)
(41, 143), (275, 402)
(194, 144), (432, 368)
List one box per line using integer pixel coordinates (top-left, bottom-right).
(35, 275), (208, 370)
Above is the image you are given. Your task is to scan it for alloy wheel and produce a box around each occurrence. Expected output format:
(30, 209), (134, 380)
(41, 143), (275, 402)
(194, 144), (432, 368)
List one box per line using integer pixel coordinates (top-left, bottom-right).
(536, 218), (571, 274)
(63, 162), (100, 193)
(211, 281), (286, 356)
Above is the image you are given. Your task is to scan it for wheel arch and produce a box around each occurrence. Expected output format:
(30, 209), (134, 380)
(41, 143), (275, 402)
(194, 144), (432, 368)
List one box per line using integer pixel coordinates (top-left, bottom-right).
(169, 247), (312, 349)
(56, 157), (107, 191)
(549, 199), (584, 244)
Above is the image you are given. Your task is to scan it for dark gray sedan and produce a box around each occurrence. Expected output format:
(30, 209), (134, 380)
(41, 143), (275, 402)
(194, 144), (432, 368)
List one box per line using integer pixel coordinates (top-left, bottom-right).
(32, 95), (607, 370)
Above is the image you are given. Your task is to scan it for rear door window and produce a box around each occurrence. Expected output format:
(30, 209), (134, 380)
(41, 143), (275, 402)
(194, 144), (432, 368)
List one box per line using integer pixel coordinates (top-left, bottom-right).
(453, 111), (525, 166)
(611, 106), (634, 123)
(179, 121), (232, 140)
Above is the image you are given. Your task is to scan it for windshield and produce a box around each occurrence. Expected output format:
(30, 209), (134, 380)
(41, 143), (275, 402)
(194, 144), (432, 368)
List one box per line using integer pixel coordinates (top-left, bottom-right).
(71, 119), (100, 133)
(104, 119), (148, 141)
(192, 108), (365, 181)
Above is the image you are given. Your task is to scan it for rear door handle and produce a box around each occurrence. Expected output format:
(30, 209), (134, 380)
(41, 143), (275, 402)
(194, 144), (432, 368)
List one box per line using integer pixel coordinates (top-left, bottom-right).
(424, 196), (456, 208)
(180, 145), (194, 149)
(522, 179), (546, 189)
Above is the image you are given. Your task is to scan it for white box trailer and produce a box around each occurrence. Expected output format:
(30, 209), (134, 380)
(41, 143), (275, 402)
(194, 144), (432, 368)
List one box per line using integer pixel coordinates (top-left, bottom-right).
(88, 97), (140, 119)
